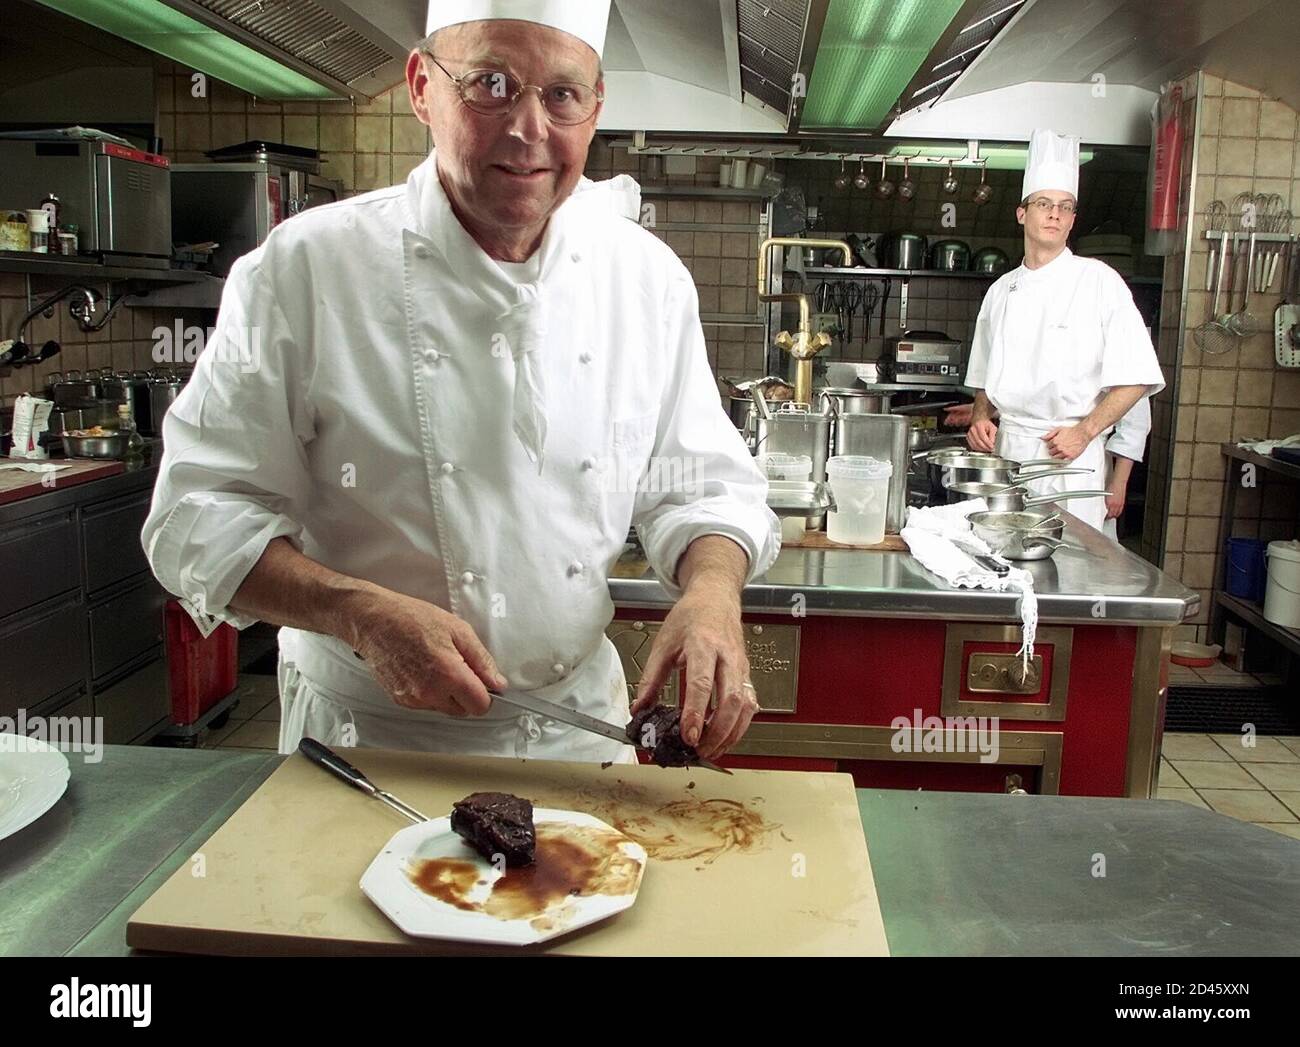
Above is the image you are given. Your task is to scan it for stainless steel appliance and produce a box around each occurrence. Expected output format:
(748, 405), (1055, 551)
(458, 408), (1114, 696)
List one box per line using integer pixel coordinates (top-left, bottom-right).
(930, 239), (971, 272)
(881, 232), (927, 270)
(883, 331), (965, 385)
(170, 141), (343, 276)
(0, 136), (171, 263)
(834, 413), (908, 533)
(754, 407), (832, 528)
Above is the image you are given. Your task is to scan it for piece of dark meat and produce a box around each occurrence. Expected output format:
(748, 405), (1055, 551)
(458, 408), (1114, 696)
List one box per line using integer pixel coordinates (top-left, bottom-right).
(626, 704), (698, 768)
(450, 792), (536, 867)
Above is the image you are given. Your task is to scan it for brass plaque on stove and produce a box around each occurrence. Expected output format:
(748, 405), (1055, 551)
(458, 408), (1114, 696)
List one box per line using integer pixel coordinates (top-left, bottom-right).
(606, 620), (799, 713)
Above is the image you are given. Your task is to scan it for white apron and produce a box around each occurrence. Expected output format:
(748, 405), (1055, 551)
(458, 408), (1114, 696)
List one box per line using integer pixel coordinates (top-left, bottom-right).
(996, 419), (1108, 532)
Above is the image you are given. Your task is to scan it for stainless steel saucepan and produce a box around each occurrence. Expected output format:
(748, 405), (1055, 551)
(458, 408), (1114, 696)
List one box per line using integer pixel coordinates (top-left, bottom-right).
(947, 481), (1110, 513)
(969, 510), (1066, 561)
(931, 452), (1089, 489)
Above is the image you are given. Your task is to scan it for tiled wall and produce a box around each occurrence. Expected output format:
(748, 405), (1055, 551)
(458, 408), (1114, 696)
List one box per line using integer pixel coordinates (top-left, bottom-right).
(1149, 73), (1300, 642)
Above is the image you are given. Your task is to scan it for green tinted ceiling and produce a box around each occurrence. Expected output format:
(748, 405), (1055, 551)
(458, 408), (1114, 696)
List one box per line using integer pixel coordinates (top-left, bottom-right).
(36, 0), (339, 99)
(803, 0), (966, 129)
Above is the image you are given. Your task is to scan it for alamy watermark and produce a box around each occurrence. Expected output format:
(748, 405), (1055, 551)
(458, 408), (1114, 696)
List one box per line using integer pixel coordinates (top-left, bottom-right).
(890, 708), (1000, 764)
(1, 710), (103, 764)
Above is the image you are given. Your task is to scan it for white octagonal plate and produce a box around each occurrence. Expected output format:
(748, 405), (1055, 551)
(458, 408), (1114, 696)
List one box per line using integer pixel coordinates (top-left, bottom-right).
(0, 733), (71, 843)
(360, 808), (647, 947)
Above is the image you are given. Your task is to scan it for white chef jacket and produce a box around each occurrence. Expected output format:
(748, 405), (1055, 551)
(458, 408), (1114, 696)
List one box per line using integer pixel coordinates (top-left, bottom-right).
(143, 152), (780, 760)
(965, 249), (1164, 531)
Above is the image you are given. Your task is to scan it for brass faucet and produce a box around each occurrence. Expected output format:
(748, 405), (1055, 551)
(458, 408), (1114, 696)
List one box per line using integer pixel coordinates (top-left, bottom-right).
(756, 237), (854, 408)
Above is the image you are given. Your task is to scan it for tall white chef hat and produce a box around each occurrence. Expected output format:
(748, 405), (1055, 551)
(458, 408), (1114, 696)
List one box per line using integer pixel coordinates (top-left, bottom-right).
(425, 0), (612, 57)
(1022, 128), (1080, 200)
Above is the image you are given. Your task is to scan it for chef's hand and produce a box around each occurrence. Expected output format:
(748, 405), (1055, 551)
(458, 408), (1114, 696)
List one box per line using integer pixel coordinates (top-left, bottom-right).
(631, 584), (757, 761)
(352, 591), (507, 717)
(967, 419), (998, 452)
(944, 403), (974, 428)
(1043, 424), (1092, 461)
(1105, 481), (1128, 520)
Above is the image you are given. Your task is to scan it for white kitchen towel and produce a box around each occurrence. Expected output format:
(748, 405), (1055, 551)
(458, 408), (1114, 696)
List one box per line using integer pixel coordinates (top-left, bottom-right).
(902, 502), (1038, 663)
(1239, 433), (1300, 455)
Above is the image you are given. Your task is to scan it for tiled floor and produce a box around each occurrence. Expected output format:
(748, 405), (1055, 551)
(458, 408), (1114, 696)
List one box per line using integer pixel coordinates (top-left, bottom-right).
(1158, 732), (1300, 839)
(1167, 662), (1287, 688)
(202, 675), (1300, 842)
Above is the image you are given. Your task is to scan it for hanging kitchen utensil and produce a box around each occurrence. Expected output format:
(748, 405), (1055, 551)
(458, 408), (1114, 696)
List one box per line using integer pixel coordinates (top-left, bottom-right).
(942, 161), (959, 195)
(875, 160), (895, 199)
(897, 157), (916, 202)
(1205, 200), (1227, 291)
(853, 159), (871, 191)
(1228, 232), (1260, 336)
(972, 166), (993, 205)
(834, 157), (850, 191)
(1275, 237), (1300, 369)
(842, 281), (863, 347)
(1195, 230), (1235, 354)
(879, 278), (891, 336)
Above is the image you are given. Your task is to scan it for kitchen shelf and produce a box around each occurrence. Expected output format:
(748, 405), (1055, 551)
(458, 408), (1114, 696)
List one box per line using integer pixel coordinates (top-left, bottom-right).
(1220, 442), (1300, 482)
(1214, 593), (1300, 657)
(0, 253), (213, 284)
(640, 185), (776, 200)
(804, 266), (999, 280)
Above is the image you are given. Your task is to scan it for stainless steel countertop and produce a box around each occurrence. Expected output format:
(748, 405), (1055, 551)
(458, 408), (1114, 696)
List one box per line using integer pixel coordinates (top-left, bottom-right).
(6, 747), (1295, 956)
(611, 511), (1198, 625)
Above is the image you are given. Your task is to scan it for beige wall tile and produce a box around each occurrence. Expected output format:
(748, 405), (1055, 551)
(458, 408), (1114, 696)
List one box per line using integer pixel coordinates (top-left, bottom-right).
(354, 154), (390, 192)
(283, 115), (319, 150)
(393, 116), (430, 154)
(1222, 79), (1259, 99)
(209, 79), (247, 113)
(1216, 135), (1257, 176)
(393, 154), (424, 184)
(1233, 406), (1270, 439)
(1169, 479), (1190, 515)
(319, 114), (355, 153)
(1271, 407), (1300, 436)
(1221, 97), (1260, 137)
(1200, 97), (1222, 135)
(1166, 515), (1186, 552)
(1172, 441), (1192, 477)
(247, 113), (283, 142)
(355, 116), (392, 153)
(1256, 137), (1295, 180)
(1236, 369), (1274, 406)
(1187, 480), (1223, 516)
(1195, 406), (1233, 442)
(1260, 99), (1298, 139)
(1274, 371), (1300, 407)
(1183, 515), (1220, 553)
(210, 113), (247, 149)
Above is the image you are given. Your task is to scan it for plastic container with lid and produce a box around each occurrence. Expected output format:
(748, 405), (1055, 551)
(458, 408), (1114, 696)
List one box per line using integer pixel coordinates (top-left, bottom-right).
(825, 455), (893, 546)
(1263, 540), (1300, 629)
(758, 453), (814, 542)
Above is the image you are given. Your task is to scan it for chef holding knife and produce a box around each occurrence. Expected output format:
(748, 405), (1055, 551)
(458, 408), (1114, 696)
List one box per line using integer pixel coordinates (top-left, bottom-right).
(963, 129), (1164, 533)
(143, 0), (779, 766)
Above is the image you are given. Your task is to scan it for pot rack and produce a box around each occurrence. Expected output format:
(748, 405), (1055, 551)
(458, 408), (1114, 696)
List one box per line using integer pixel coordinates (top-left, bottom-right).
(617, 134), (991, 168)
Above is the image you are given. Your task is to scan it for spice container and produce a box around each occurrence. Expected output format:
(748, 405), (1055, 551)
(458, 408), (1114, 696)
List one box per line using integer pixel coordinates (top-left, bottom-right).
(0, 210), (30, 251)
(27, 208), (50, 253)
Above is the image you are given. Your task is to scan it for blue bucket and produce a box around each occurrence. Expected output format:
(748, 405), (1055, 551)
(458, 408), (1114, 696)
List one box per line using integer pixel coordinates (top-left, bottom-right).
(1225, 538), (1268, 601)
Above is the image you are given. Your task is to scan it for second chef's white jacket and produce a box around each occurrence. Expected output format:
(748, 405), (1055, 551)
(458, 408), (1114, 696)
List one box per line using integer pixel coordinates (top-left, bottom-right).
(965, 248), (1165, 532)
(143, 152), (780, 762)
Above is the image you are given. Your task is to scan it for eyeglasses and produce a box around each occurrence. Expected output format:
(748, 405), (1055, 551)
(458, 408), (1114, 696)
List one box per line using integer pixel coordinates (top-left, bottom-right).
(1026, 198), (1077, 216)
(423, 53), (603, 126)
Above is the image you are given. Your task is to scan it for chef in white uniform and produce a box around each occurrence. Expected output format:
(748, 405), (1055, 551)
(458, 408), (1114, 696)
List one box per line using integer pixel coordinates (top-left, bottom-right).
(1103, 395), (1150, 540)
(964, 129), (1165, 532)
(142, 0), (779, 765)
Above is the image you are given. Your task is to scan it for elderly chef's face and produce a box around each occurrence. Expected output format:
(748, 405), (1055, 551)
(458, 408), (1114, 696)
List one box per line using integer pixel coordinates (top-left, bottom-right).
(1017, 190), (1077, 249)
(407, 19), (602, 247)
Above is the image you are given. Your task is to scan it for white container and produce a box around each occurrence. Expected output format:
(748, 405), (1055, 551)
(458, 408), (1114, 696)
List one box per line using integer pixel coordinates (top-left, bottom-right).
(731, 159), (750, 189)
(1263, 540), (1300, 629)
(748, 161), (768, 188)
(825, 455), (893, 546)
(718, 162), (733, 188)
(758, 453), (813, 541)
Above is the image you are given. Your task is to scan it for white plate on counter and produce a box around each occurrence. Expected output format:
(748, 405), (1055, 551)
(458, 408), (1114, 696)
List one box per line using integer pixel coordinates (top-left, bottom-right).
(361, 808), (647, 946)
(0, 733), (71, 843)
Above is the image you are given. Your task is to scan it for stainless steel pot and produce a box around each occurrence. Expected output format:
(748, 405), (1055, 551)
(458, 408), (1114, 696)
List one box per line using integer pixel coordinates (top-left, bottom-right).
(754, 406), (833, 526)
(817, 387), (885, 416)
(61, 431), (129, 459)
(969, 510), (1066, 561)
(883, 232), (927, 270)
(971, 247), (1011, 275)
(948, 482), (1111, 512)
(149, 374), (183, 435)
(929, 239), (971, 272)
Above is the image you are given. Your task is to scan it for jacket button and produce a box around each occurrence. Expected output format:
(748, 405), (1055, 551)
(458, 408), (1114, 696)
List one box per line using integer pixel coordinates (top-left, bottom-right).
(579, 352), (592, 364)
(414, 245), (431, 260)
(552, 663), (566, 675)
(568, 560), (584, 576)
(461, 571), (475, 586)
(424, 349), (440, 363)
(570, 252), (581, 263)
(581, 457), (595, 470)
(440, 462), (455, 475)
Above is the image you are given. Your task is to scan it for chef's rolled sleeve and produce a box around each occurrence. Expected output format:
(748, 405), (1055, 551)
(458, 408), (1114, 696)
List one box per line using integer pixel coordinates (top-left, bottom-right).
(142, 253), (315, 632)
(1098, 268), (1165, 396)
(633, 272), (780, 599)
(1106, 393), (1151, 462)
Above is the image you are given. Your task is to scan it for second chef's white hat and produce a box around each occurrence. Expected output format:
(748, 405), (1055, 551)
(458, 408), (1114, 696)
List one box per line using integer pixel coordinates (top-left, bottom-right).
(425, 0), (612, 57)
(1022, 128), (1080, 200)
